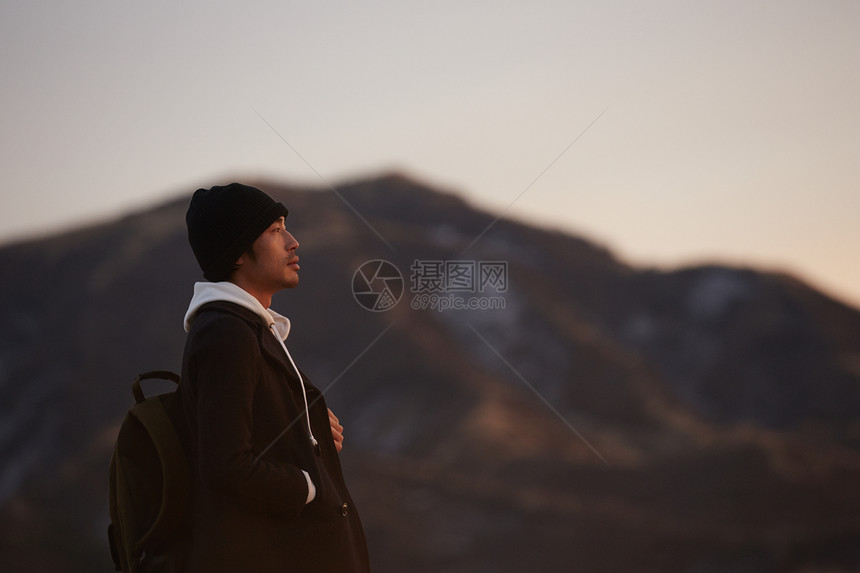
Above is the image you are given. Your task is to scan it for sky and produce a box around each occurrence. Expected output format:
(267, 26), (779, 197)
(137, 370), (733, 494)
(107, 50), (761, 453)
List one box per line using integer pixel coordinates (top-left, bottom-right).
(1, 1), (859, 307)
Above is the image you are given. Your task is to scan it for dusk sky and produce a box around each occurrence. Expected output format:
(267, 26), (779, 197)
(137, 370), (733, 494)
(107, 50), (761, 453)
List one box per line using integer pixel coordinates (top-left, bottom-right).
(2, 1), (858, 307)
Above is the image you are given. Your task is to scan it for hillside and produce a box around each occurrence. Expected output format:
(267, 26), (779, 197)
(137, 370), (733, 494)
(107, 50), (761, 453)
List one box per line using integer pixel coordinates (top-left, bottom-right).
(1, 173), (859, 571)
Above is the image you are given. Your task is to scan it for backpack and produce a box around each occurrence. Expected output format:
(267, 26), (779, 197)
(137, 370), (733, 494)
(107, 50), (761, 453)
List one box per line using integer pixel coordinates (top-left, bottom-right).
(108, 371), (192, 572)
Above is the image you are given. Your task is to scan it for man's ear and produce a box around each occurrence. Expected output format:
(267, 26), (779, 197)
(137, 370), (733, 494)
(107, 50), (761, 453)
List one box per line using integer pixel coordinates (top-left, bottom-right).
(234, 253), (245, 269)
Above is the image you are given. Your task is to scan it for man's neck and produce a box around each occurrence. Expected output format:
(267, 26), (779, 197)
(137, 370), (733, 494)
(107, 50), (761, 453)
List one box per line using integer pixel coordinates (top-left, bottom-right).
(228, 279), (272, 309)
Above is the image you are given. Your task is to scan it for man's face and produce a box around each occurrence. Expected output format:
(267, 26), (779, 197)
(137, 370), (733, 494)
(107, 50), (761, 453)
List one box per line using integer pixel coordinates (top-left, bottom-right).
(236, 217), (300, 293)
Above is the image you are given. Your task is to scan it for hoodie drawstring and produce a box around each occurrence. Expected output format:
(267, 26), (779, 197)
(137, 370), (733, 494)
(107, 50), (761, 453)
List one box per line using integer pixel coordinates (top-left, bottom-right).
(270, 324), (320, 456)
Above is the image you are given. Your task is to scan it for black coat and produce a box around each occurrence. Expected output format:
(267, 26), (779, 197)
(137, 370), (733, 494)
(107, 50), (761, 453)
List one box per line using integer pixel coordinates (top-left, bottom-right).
(181, 301), (370, 572)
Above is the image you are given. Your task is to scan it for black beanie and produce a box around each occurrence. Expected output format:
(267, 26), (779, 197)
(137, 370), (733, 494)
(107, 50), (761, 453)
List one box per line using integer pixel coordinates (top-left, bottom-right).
(186, 183), (289, 282)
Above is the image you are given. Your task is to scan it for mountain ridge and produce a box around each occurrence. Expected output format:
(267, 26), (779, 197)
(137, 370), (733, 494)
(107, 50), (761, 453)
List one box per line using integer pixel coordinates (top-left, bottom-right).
(1, 172), (859, 571)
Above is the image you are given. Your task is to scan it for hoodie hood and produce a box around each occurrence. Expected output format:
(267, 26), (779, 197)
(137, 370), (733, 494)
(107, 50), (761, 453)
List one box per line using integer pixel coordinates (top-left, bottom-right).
(183, 281), (291, 340)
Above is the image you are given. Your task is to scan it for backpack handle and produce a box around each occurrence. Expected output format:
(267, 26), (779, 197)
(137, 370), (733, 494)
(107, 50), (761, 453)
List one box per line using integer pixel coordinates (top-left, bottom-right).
(132, 370), (181, 404)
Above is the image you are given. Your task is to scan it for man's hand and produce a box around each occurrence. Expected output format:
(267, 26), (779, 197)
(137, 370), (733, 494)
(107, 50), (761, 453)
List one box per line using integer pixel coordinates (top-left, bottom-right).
(328, 408), (344, 452)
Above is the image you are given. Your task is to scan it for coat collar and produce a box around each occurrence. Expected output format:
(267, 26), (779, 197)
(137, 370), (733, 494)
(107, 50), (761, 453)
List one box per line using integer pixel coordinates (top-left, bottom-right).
(195, 301), (305, 387)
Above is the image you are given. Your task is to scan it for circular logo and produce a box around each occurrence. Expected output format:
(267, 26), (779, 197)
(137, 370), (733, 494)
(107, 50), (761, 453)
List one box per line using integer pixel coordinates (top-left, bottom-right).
(352, 260), (404, 312)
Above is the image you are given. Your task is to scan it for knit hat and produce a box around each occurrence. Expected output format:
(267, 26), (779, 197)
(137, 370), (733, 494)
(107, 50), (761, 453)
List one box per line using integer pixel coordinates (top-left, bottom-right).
(186, 183), (289, 282)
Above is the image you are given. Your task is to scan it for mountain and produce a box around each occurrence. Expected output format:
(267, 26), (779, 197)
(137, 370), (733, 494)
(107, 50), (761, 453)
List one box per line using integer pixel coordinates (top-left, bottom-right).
(1, 173), (859, 572)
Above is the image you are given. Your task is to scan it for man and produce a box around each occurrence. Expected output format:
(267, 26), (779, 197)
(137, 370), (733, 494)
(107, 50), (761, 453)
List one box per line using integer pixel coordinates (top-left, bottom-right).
(181, 183), (371, 572)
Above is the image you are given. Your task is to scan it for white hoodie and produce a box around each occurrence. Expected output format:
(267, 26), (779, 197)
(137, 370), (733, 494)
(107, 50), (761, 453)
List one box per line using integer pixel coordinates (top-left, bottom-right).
(183, 281), (317, 503)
